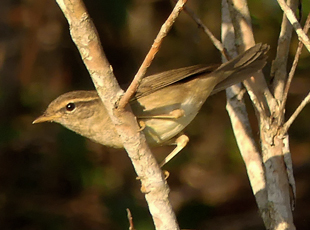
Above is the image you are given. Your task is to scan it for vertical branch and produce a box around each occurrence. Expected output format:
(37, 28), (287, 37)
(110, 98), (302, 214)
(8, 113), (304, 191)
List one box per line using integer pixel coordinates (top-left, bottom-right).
(221, 0), (268, 222)
(226, 0), (296, 229)
(227, 0), (276, 118)
(272, 0), (299, 225)
(55, 1), (180, 230)
(272, 0), (299, 103)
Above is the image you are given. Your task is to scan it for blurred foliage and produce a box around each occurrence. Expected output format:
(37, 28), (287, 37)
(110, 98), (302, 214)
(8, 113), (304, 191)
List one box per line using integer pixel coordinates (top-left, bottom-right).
(0, 0), (310, 229)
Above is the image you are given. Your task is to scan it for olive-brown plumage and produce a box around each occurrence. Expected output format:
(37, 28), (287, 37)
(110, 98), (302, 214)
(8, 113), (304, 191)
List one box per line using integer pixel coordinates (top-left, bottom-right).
(33, 44), (269, 163)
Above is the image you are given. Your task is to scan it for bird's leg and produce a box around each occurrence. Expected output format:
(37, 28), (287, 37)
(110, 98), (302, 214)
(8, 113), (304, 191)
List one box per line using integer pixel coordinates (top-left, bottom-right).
(136, 109), (188, 166)
(159, 134), (189, 167)
(137, 120), (146, 131)
(137, 109), (184, 119)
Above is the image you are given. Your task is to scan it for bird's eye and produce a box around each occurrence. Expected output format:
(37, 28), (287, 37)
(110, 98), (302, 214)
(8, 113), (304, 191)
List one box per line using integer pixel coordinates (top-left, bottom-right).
(65, 102), (76, 112)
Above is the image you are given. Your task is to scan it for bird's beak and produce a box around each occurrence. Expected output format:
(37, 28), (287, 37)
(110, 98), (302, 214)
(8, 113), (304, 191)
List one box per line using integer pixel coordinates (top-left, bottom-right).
(32, 114), (58, 124)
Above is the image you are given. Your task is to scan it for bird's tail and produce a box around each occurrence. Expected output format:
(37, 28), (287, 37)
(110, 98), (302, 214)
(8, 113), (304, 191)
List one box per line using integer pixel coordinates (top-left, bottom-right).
(211, 43), (269, 95)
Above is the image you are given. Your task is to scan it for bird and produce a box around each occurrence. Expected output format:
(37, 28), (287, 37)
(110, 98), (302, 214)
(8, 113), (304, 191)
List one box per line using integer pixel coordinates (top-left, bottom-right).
(33, 43), (269, 166)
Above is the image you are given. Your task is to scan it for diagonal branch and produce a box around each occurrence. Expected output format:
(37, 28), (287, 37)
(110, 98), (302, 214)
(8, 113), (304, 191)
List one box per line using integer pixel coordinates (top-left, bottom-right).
(118, 0), (188, 109)
(279, 13), (310, 124)
(282, 92), (310, 134)
(172, 0), (230, 60)
(277, 0), (310, 52)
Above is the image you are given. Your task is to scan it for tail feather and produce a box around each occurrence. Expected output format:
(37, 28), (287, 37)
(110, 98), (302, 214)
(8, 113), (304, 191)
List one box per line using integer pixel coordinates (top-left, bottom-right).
(211, 43), (269, 95)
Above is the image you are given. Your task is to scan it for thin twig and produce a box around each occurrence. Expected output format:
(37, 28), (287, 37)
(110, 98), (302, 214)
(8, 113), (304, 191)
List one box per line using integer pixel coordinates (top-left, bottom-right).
(282, 92), (310, 134)
(172, 0), (230, 60)
(127, 208), (136, 230)
(279, 13), (310, 123)
(277, 0), (310, 52)
(118, 0), (187, 109)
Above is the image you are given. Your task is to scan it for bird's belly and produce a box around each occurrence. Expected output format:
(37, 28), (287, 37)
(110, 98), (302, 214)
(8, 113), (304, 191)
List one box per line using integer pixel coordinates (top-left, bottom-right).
(140, 98), (203, 146)
(142, 119), (189, 146)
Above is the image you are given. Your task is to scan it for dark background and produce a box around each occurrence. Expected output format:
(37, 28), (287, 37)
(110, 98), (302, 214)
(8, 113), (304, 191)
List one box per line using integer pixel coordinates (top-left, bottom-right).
(1, 0), (310, 229)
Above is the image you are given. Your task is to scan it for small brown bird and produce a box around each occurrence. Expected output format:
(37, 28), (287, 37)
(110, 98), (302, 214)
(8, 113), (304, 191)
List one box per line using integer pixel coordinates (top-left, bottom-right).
(33, 44), (269, 166)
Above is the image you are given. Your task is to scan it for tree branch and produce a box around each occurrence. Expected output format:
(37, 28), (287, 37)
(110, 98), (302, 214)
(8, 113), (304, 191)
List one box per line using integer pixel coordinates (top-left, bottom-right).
(282, 92), (310, 134)
(272, 0), (298, 104)
(277, 0), (310, 52)
(279, 13), (310, 124)
(222, 0), (268, 221)
(225, 0), (296, 229)
(227, 0), (276, 118)
(118, 0), (188, 109)
(55, 0), (179, 229)
(172, 0), (230, 60)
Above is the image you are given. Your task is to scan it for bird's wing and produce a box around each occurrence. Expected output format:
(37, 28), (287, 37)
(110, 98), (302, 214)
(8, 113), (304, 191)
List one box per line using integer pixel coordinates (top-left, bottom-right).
(133, 64), (218, 100)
